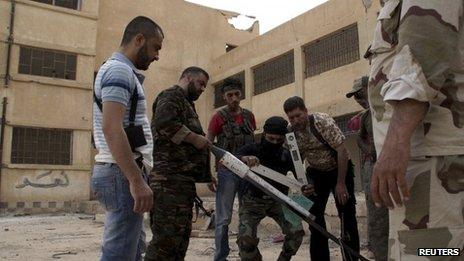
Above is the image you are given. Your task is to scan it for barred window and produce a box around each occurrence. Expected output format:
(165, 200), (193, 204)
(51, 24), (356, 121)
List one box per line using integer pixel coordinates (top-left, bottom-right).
(32, 0), (81, 10)
(11, 127), (73, 165)
(214, 71), (245, 108)
(303, 24), (359, 77)
(334, 112), (359, 136)
(253, 51), (294, 95)
(18, 46), (77, 80)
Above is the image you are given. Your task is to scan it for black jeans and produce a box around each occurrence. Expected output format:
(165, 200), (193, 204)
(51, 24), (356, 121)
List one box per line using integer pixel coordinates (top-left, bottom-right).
(307, 164), (360, 261)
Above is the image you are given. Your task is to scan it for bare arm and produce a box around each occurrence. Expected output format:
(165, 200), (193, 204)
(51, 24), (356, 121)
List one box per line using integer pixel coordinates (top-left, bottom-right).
(371, 99), (427, 209)
(102, 101), (153, 213)
(335, 144), (350, 205)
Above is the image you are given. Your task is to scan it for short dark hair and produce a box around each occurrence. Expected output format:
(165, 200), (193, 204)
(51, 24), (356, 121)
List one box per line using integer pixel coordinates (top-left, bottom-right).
(283, 96), (307, 113)
(121, 16), (164, 46)
(221, 78), (242, 93)
(180, 67), (209, 80)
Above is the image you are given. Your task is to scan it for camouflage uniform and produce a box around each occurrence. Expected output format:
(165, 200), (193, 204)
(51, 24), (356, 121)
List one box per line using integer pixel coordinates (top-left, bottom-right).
(356, 109), (389, 261)
(145, 85), (210, 261)
(366, 0), (464, 259)
(293, 112), (360, 261)
(235, 142), (304, 261)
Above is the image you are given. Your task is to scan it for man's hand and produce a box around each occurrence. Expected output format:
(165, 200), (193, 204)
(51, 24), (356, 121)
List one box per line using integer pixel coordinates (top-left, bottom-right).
(301, 184), (315, 197)
(241, 156), (260, 167)
(189, 133), (211, 150)
(371, 139), (410, 210)
(208, 176), (217, 193)
(129, 177), (153, 214)
(335, 182), (349, 205)
(370, 99), (427, 210)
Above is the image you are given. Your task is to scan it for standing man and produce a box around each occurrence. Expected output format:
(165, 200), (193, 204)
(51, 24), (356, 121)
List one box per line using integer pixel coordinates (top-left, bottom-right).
(347, 76), (388, 261)
(236, 116), (312, 261)
(283, 96), (360, 261)
(366, 0), (464, 259)
(92, 16), (163, 261)
(145, 67), (212, 260)
(207, 78), (256, 261)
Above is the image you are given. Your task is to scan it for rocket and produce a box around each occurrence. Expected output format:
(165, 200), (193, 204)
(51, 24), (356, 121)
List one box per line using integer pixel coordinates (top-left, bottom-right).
(210, 145), (314, 221)
(210, 145), (368, 261)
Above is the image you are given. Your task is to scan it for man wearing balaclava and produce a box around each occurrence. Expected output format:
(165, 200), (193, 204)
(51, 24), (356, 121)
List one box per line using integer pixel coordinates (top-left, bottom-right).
(235, 116), (314, 261)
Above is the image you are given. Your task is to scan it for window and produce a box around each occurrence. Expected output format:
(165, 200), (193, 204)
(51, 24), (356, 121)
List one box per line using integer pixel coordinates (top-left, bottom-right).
(334, 112), (359, 136)
(32, 0), (81, 10)
(253, 51), (294, 95)
(19, 46), (77, 80)
(11, 127), (73, 165)
(303, 24), (359, 77)
(214, 71), (245, 108)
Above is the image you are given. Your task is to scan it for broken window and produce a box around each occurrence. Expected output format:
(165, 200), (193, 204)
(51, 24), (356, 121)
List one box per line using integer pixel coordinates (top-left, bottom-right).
(32, 0), (81, 10)
(303, 24), (359, 77)
(11, 127), (73, 165)
(19, 46), (77, 80)
(214, 71), (245, 108)
(253, 51), (294, 95)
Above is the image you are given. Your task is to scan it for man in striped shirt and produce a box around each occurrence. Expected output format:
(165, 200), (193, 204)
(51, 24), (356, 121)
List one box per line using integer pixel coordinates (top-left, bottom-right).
(92, 16), (163, 261)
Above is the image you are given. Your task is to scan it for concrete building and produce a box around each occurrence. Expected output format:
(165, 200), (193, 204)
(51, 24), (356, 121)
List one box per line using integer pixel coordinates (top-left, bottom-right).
(0, 0), (99, 212)
(206, 0), (381, 191)
(0, 0), (380, 212)
(0, 0), (258, 212)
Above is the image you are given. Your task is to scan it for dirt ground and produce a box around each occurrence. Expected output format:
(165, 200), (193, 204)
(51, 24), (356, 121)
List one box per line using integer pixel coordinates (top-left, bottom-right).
(0, 213), (372, 261)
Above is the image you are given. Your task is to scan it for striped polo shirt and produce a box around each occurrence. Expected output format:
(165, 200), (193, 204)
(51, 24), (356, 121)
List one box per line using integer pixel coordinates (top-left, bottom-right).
(93, 52), (154, 168)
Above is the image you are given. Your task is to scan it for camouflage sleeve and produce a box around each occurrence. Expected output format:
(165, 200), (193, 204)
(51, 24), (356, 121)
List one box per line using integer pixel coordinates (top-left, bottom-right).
(381, 0), (463, 105)
(315, 113), (345, 149)
(153, 93), (191, 144)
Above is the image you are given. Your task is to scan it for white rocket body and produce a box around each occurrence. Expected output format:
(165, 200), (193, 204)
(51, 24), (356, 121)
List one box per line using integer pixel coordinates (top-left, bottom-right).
(216, 148), (313, 220)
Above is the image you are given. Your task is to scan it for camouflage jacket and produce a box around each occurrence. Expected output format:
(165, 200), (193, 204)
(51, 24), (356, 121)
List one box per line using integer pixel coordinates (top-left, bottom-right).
(294, 112), (345, 172)
(366, 0), (464, 157)
(357, 109), (376, 164)
(151, 85), (210, 182)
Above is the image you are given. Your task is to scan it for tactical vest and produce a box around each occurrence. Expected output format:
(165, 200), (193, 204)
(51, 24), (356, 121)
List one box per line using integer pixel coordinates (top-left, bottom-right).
(216, 108), (254, 153)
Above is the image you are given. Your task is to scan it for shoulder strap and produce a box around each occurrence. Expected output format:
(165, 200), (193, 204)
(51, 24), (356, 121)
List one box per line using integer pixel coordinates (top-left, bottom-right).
(308, 114), (335, 152)
(93, 70), (139, 125)
(218, 108), (234, 123)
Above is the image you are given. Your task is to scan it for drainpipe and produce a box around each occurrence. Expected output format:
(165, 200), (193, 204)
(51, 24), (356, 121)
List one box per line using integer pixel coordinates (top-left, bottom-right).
(4, 0), (16, 87)
(0, 97), (7, 202)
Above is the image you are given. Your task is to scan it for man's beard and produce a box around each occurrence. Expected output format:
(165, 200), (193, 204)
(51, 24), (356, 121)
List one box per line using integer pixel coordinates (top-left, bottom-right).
(135, 43), (151, 70)
(187, 81), (200, 102)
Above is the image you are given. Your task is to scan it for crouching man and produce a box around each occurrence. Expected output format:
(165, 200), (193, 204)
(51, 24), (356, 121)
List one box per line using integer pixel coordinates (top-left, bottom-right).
(236, 116), (314, 261)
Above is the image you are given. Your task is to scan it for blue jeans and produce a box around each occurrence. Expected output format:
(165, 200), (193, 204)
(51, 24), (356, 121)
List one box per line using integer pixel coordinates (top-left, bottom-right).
(214, 167), (245, 261)
(91, 163), (147, 261)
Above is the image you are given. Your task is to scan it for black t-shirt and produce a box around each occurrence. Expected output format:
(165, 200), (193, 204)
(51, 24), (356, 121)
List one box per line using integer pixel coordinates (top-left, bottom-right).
(236, 142), (295, 198)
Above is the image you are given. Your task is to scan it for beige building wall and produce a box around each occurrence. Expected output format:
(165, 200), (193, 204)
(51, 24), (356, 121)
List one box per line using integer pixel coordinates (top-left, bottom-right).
(0, 0), (98, 207)
(209, 0), (379, 127)
(95, 0), (259, 129)
(0, 0), (258, 207)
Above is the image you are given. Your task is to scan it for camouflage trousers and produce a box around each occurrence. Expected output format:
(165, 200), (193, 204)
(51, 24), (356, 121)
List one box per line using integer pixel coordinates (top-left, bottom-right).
(389, 156), (464, 260)
(145, 179), (196, 261)
(237, 193), (304, 261)
(361, 160), (389, 261)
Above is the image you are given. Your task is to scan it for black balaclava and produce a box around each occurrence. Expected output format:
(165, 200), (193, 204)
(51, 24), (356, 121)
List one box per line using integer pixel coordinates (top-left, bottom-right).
(261, 116), (288, 152)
